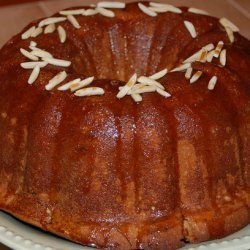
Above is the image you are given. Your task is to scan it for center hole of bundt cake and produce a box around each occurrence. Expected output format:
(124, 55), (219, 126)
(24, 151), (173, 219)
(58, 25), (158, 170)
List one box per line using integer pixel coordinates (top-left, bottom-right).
(72, 52), (151, 83)
(69, 23), (171, 83)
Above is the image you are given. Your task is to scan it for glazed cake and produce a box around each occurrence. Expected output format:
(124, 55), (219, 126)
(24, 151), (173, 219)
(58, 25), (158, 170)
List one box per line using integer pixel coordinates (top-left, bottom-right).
(0, 1), (250, 249)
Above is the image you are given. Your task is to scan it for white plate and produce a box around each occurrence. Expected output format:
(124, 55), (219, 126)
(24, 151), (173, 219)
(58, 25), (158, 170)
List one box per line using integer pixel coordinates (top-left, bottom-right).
(0, 211), (250, 250)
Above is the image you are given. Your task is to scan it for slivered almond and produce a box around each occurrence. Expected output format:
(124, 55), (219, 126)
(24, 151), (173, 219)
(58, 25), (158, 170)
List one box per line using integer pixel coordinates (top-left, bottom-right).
(203, 43), (215, 51)
(206, 50), (215, 62)
(38, 17), (67, 27)
(225, 26), (234, 43)
(131, 93), (142, 102)
(199, 50), (208, 63)
(21, 26), (36, 40)
(57, 25), (67, 43)
(67, 15), (81, 29)
(70, 76), (95, 91)
(183, 50), (203, 64)
(137, 76), (164, 90)
(190, 71), (202, 84)
(214, 41), (224, 58)
(132, 85), (156, 94)
(130, 83), (148, 94)
(188, 7), (209, 15)
(96, 7), (115, 17)
(220, 49), (226, 66)
(60, 9), (85, 15)
(20, 48), (38, 61)
(149, 68), (168, 80)
(29, 46), (43, 52)
(156, 88), (171, 98)
(45, 71), (67, 91)
(219, 17), (239, 32)
(138, 3), (157, 17)
(43, 57), (71, 67)
(118, 86), (133, 96)
(149, 2), (182, 13)
(28, 65), (40, 84)
(30, 41), (37, 47)
(147, 6), (168, 13)
(97, 2), (125, 9)
(58, 78), (81, 91)
(171, 63), (191, 72)
(31, 50), (53, 58)
(117, 73), (137, 99)
(148, 5), (182, 13)
(220, 17), (238, 43)
(208, 76), (218, 90)
(83, 9), (98, 16)
(21, 61), (48, 69)
(183, 43), (214, 63)
(44, 23), (56, 34)
(74, 87), (105, 97)
(184, 21), (197, 38)
(185, 67), (193, 79)
(31, 27), (43, 37)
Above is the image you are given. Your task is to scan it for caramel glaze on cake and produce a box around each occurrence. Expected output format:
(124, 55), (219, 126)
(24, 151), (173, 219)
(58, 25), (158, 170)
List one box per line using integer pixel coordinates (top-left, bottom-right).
(0, 2), (250, 249)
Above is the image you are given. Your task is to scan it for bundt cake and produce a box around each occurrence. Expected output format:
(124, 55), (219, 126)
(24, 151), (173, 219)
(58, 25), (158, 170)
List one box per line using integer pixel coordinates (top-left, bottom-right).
(0, 1), (250, 249)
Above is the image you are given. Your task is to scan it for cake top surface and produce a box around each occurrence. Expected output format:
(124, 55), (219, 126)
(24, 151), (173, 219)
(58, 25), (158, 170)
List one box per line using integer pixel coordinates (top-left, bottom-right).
(11, 1), (245, 104)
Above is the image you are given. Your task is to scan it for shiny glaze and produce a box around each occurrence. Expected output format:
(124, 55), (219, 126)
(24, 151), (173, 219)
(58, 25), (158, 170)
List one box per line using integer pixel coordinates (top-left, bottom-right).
(0, 2), (250, 249)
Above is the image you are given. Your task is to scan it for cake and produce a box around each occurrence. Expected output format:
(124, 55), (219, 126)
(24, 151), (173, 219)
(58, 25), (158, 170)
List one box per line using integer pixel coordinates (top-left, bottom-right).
(0, 1), (250, 249)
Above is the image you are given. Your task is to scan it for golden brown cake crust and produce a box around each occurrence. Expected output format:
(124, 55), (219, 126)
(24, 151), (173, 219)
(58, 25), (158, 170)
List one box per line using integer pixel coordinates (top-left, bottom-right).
(0, 2), (250, 249)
